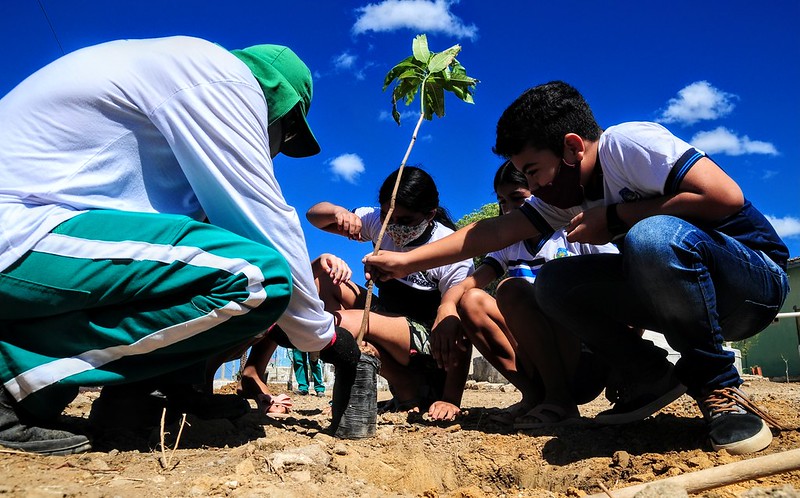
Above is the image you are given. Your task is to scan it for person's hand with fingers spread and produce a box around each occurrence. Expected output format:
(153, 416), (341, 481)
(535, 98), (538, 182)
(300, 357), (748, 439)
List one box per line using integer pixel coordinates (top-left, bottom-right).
(314, 253), (353, 286)
(427, 400), (461, 421)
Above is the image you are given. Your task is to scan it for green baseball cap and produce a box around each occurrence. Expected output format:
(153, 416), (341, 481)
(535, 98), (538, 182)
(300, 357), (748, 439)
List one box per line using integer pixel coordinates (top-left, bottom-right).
(231, 44), (320, 158)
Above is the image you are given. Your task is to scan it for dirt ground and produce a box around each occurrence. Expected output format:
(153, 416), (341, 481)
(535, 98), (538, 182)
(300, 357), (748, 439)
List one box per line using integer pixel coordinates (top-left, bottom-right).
(1, 375), (798, 498)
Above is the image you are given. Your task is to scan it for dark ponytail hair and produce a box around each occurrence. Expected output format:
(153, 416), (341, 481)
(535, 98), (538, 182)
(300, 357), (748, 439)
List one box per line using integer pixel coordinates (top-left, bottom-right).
(378, 166), (456, 230)
(493, 160), (527, 193)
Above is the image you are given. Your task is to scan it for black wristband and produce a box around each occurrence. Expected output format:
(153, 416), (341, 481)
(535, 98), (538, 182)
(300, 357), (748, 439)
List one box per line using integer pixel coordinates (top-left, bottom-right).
(606, 203), (627, 237)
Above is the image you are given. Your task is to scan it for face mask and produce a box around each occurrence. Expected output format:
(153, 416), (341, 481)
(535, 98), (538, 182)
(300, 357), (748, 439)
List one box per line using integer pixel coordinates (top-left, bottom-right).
(533, 158), (585, 209)
(386, 218), (430, 248)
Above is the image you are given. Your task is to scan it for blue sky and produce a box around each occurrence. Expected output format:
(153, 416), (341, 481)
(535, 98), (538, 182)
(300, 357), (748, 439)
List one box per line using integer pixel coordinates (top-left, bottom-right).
(2, 0), (799, 288)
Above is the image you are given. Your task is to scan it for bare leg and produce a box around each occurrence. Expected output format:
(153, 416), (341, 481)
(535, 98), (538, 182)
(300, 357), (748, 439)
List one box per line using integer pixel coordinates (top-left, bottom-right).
(335, 309), (412, 367)
(374, 346), (421, 407)
(429, 340), (472, 421)
(313, 257), (367, 312)
(496, 278), (581, 417)
(459, 288), (542, 407)
(336, 308), (466, 417)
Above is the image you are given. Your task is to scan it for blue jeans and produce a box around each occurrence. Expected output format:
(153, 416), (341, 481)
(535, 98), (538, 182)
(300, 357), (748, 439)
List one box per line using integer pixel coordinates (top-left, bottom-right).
(535, 215), (789, 398)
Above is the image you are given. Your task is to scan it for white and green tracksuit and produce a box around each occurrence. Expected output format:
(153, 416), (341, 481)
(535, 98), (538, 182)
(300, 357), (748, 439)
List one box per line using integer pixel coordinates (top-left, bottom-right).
(0, 36), (336, 418)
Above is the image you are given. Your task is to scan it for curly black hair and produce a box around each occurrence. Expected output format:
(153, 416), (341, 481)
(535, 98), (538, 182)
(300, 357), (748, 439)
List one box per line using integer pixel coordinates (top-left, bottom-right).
(493, 81), (603, 158)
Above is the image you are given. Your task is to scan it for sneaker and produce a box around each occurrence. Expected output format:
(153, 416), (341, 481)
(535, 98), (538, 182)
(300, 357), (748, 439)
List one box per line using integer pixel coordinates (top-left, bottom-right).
(295, 390), (309, 396)
(698, 386), (783, 455)
(315, 391), (326, 398)
(0, 389), (91, 455)
(89, 383), (250, 430)
(89, 385), (172, 430)
(595, 363), (687, 425)
(160, 385), (251, 420)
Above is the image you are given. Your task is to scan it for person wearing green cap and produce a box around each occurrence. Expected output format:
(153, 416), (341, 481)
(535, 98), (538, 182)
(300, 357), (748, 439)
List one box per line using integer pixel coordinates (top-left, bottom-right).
(0, 35), (361, 455)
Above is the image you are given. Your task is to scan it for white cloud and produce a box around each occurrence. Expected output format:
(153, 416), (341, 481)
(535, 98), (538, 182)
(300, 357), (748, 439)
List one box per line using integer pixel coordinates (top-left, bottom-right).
(761, 170), (779, 181)
(658, 81), (737, 125)
(353, 0), (477, 40)
(331, 52), (370, 80)
(333, 52), (357, 70)
(327, 153), (366, 184)
(690, 127), (778, 156)
(766, 215), (800, 240)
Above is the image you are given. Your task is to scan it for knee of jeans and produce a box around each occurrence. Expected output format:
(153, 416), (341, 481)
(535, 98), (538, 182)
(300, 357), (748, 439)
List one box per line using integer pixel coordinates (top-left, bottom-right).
(625, 216), (692, 267)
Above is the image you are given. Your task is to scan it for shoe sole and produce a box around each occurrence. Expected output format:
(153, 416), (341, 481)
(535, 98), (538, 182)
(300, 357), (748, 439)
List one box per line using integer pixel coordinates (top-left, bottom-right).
(711, 419), (772, 455)
(0, 437), (92, 456)
(594, 383), (687, 425)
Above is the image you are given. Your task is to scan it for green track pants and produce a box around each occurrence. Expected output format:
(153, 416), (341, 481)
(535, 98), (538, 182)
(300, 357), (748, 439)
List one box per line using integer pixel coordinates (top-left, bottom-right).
(0, 210), (292, 419)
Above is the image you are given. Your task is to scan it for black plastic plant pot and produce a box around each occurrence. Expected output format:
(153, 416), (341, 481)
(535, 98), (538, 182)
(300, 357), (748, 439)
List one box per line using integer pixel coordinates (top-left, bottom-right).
(330, 353), (380, 439)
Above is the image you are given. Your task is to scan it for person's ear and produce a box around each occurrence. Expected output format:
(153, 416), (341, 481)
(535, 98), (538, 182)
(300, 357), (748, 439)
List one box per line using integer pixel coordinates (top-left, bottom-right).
(563, 133), (586, 164)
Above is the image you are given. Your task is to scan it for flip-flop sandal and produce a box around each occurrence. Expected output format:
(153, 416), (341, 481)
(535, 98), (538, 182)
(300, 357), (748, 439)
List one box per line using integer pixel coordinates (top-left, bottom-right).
(256, 393), (292, 419)
(513, 403), (581, 430)
(488, 401), (534, 425)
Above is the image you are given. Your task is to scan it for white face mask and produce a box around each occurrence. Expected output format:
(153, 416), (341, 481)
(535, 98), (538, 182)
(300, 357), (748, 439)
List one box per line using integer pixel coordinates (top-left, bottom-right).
(386, 218), (430, 248)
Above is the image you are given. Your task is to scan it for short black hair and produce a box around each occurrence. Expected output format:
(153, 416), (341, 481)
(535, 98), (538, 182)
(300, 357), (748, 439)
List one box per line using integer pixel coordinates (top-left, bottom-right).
(493, 81), (602, 158)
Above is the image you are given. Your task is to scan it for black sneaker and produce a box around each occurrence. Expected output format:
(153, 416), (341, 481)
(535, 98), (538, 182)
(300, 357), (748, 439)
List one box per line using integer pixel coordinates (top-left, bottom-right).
(0, 389), (91, 455)
(89, 383), (250, 430)
(595, 363), (687, 425)
(698, 386), (782, 455)
(88, 385), (172, 430)
(160, 385), (251, 420)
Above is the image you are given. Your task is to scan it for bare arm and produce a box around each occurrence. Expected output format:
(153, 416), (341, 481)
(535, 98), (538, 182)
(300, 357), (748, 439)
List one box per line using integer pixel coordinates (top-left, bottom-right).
(432, 265), (500, 369)
(364, 209), (540, 281)
(306, 201), (363, 240)
(567, 157), (745, 244)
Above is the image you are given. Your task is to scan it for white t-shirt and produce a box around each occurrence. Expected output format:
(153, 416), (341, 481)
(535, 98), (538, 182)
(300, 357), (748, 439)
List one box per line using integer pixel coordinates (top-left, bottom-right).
(598, 122), (698, 204)
(0, 36), (334, 351)
(354, 207), (474, 296)
(484, 229), (619, 282)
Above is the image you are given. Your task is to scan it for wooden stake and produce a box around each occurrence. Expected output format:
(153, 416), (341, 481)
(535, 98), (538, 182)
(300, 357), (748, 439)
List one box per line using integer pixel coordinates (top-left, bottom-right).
(587, 447), (800, 498)
(357, 111), (426, 344)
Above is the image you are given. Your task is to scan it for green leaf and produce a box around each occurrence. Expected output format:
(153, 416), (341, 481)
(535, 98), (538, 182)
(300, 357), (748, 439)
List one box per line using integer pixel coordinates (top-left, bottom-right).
(382, 56), (421, 90)
(427, 44), (461, 73)
(383, 35), (478, 124)
(423, 81), (445, 119)
(412, 34), (430, 64)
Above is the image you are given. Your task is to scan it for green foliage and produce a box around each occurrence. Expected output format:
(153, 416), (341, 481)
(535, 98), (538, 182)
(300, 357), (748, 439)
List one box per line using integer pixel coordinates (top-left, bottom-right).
(383, 34), (478, 124)
(456, 202), (498, 229)
(731, 335), (761, 368)
(456, 202), (502, 296)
